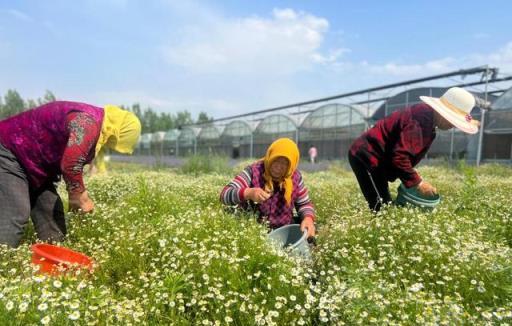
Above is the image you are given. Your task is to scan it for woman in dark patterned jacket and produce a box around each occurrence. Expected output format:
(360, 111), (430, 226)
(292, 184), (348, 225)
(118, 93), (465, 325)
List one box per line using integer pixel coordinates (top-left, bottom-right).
(0, 101), (141, 247)
(349, 87), (480, 212)
(220, 138), (316, 238)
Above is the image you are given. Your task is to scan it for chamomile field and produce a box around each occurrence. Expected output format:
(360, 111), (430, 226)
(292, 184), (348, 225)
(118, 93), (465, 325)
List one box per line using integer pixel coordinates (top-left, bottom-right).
(0, 161), (511, 325)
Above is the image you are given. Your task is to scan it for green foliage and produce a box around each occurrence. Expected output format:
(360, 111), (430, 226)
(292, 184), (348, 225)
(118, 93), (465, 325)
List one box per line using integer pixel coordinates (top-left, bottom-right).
(196, 112), (213, 124)
(0, 89), (25, 118)
(0, 90), (207, 133)
(175, 111), (193, 128)
(232, 158), (257, 175)
(0, 90), (57, 119)
(121, 103), (211, 133)
(0, 165), (510, 324)
(121, 104), (203, 133)
(180, 155), (230, 176)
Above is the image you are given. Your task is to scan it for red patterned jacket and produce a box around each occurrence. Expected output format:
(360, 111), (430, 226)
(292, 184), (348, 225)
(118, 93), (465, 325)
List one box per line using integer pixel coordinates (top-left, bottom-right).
(349, 103), (436, 188)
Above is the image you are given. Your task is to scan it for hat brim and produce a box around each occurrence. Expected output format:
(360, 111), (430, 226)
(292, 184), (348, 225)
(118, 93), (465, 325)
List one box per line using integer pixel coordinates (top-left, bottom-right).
(420, 96), (479, 134)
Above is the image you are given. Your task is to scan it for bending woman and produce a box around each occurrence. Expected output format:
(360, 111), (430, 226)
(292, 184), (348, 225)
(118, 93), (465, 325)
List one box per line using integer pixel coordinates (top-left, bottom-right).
(0, 101), (141, 247)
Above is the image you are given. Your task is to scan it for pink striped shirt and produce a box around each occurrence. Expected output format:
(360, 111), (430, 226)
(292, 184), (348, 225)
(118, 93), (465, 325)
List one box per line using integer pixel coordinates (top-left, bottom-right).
(220, 161), (315, 229)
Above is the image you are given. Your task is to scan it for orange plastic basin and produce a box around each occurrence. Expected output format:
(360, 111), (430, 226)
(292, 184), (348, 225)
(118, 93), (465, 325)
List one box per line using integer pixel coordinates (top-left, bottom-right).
(31, 243), (94, 275)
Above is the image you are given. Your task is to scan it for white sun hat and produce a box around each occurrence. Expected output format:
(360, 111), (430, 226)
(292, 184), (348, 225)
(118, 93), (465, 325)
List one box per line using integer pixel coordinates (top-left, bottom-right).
(420, 87), (480, 134)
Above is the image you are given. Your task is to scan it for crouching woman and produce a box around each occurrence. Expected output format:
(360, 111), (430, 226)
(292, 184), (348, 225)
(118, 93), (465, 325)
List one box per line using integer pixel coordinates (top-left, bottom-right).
(220, 138), (316, 238)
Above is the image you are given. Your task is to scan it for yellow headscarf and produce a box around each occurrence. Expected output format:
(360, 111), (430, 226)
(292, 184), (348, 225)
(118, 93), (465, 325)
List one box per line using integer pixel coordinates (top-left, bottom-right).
(95, 105), (141, 157)
(93, 148), (108, 174)
(262, 138), (300, 207)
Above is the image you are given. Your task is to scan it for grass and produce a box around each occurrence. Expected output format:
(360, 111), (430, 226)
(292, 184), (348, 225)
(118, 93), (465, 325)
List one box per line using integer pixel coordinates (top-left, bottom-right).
(180, 155), (230, 176)
(0, 163), (510, 325)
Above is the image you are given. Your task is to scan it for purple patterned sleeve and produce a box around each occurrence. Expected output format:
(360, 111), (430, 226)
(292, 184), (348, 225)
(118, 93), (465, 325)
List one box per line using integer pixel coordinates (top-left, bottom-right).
(60, 112), (101, 193)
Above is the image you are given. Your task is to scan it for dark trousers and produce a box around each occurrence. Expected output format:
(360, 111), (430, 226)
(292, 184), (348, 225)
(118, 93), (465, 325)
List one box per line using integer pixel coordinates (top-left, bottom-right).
(0, 144), (66, 248)
(348, 152), (392, 212)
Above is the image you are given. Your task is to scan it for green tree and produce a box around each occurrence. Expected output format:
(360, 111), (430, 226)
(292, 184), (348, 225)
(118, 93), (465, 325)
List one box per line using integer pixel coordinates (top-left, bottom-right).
(38, 90), (56, 105)
(142, 108), (160, 133)
(175, 111), (193, 128)
(0, 90), (206, 134)
(196, 111), (213, 124)
(130, 103), (143, 122)
(155, 112), (174, 131)
(26, 99), (38, 109)
(1, 89), (25, 119)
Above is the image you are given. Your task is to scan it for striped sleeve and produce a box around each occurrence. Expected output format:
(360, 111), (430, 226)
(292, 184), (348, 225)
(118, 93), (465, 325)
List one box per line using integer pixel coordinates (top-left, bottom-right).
(220, 166), (253, 205)
(294, 171), (316, 220)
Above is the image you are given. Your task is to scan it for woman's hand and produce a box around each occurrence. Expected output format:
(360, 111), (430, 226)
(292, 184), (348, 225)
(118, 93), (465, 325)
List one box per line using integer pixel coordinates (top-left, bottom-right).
(68, 191), (95, 213)
(244, 188), (271, 203)
(416, 180), (437, 197)
(300, 216), (316, 238)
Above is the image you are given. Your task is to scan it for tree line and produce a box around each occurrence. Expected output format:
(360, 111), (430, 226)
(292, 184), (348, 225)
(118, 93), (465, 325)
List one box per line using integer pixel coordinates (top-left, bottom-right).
(0, 89), (213, 133)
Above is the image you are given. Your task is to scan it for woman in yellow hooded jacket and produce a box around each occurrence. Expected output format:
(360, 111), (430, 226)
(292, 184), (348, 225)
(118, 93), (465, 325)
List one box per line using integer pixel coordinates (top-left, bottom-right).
(0, 101), (141, 247)
(220, 138), (316, 238)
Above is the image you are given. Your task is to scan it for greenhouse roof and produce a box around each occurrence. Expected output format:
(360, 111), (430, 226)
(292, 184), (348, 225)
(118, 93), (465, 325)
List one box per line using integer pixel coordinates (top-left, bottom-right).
(491, 86), (512, 110)
(140, 133), (153, 144)
(151, 131), (166, 142)
(254, 114), (297, 134)
(164, 129), (180, 141)
(198, 125), (225, 140)
(371, 87), (497, 121)
(221, 120), (256, 137)
(178, 126), (201, 141)
(371, 87), (446, 120)
(301, 103), (366, 129)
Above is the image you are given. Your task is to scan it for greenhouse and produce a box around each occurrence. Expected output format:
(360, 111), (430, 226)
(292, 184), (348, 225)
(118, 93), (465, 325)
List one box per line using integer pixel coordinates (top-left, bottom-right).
(150, 131), (166, 156)
(484, 86), (512, 160)
(220, 120), (256, 158)
(163, 129), (180, 156)
(131, 68), (512, 163)
(178, 126), (201, 156)
(371, 87), (446, 121)
(138, 133), (153, 155)
(299, 103), (367, 159)
(370, 87), (497, 161)
(197, 125), (224, 155)
(253, 114), (298, 157)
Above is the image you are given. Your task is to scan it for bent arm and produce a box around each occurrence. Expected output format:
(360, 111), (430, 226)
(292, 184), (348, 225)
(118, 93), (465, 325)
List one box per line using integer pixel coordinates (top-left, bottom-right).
(60, 112), (100, 194)
(220, 166), (253, 205)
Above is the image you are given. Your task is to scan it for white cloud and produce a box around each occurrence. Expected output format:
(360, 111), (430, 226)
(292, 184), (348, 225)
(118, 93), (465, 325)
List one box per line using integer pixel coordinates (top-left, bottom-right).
(312, 48), (351, 64)
(473, 41), (512, 73)
(159, 4), (510, 85)
(162, 8), (340, 75)
(55, 39), (512, 120)
(6, 9), (32, 22)
(362, 57), (457, 76)
(157, 2), (512, 117)
(359, 41), (512, 77)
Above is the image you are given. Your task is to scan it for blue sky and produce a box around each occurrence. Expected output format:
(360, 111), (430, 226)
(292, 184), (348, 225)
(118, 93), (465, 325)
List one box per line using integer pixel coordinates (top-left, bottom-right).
(1, 0), (511, 118)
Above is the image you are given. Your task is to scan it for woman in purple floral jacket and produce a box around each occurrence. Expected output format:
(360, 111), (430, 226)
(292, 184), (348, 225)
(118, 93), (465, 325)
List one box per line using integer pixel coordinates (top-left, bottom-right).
(0, 101), (141, 247)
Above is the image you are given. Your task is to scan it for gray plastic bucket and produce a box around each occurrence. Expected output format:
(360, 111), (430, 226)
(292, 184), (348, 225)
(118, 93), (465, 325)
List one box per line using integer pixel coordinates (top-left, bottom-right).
(396, 183), (440, 209)
(267, 224), (311, 260)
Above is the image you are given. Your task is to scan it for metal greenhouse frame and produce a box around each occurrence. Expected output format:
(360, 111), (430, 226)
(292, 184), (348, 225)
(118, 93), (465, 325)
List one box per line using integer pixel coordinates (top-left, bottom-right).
(299, 103), (366, 159)
(134, 65), (512, 164)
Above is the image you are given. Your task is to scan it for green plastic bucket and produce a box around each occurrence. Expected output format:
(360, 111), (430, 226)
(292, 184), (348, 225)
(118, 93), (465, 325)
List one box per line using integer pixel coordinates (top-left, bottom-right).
(267, 224), (311, 260)
(396, 183), (440, 209)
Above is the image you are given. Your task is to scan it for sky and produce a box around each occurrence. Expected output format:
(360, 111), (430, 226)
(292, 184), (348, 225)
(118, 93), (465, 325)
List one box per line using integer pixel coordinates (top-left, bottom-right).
(1, 0), (511, 119)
